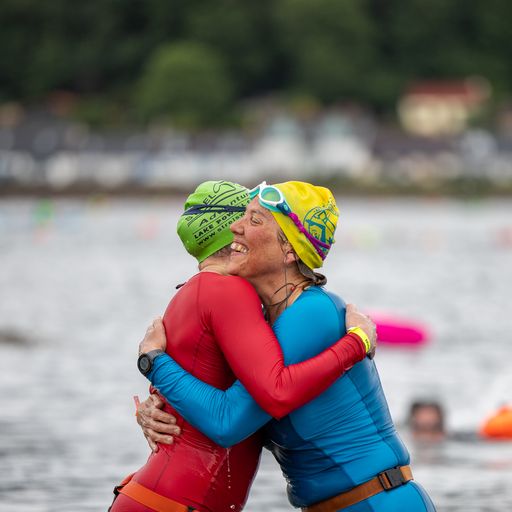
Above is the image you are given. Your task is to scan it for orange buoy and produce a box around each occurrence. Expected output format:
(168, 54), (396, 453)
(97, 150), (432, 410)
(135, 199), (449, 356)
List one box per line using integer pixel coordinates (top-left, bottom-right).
(479, 406), (512, 440)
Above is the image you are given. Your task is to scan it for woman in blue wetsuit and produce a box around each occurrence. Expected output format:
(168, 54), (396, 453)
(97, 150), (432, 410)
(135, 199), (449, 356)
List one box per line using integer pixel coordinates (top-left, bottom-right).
(141, 181), (436, 511)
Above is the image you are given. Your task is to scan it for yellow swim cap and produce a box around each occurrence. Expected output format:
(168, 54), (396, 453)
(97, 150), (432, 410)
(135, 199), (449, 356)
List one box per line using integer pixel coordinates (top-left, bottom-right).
(271, 181), (339, 269)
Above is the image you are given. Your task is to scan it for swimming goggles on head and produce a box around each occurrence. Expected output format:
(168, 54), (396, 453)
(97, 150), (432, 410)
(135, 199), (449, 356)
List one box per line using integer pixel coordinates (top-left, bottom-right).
(182, 204), (246, 215)
(249, 181), (331, 260)
(249, 181), (292, 214)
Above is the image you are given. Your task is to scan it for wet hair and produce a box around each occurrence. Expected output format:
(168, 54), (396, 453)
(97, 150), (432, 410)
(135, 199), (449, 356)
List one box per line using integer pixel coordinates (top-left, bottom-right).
(277, 229), (327, 287)
(296, 259), (327, 287)
(210, 245), (232, 259)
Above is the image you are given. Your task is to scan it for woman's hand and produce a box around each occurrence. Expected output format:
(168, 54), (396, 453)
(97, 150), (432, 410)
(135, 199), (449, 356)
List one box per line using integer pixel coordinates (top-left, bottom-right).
(138, 317), (167, 355)
(136, 394), (181, 452)
(345, 304), (377, 358)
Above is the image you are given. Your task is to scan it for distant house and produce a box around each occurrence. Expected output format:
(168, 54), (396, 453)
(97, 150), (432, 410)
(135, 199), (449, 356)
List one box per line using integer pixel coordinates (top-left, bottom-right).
(398, 78), (490, 136)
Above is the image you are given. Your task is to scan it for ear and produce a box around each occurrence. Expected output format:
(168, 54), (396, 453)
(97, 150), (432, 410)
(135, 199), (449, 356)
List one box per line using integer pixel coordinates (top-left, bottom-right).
(284, 250), (298, 265)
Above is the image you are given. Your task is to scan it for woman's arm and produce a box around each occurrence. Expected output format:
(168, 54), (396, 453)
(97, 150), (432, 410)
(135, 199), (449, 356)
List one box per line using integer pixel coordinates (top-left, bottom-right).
(206, 277), (373, 418)
(148, 354), (270, 447)
(141, 288), (369, 446)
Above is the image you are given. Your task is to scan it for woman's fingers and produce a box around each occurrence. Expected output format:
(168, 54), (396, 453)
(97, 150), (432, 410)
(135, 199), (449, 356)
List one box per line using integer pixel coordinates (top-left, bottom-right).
(346, 303), (356, 315)
(150, 408), (177, 425)
(139, 317), (167, 354)
(145, 433), (159, 452)
(139, 411), (181, 451)
(144, 428), (175, 448)
(143, 415), (181, 435)
(346, 305), (378, 355)
(145, 317), (162, 334)
(149, 393), (166, 409)
(137, 397), (180, 435)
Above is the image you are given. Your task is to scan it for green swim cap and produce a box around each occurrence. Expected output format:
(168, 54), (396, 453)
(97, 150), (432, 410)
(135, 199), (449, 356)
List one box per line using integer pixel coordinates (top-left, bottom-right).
(177, 180), (249, 263)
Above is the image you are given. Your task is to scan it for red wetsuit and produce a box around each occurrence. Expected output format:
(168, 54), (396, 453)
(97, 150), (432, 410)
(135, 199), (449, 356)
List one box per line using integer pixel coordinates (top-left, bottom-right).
(111, 272), (365, 512)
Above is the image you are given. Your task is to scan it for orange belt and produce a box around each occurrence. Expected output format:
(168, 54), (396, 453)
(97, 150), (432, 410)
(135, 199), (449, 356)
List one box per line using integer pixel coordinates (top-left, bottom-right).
(117, 478), (199, 512)
(303, 465), (413, 512)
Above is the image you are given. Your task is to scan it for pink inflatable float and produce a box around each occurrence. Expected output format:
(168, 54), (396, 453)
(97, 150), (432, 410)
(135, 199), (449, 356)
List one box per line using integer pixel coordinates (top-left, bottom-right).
(368, 312), (429, 346)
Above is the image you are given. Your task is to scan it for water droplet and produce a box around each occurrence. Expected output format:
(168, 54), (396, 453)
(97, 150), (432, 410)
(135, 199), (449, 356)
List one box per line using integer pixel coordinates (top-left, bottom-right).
(226, 448), (232, 491)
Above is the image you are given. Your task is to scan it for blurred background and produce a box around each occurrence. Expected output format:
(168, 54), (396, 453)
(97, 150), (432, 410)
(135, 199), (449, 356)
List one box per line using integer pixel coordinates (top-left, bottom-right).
(1, 1), (512, 511)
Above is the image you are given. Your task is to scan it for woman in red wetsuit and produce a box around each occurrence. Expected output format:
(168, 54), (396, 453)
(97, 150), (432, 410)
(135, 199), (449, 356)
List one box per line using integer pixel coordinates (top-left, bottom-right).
(109, 180), (375, 512)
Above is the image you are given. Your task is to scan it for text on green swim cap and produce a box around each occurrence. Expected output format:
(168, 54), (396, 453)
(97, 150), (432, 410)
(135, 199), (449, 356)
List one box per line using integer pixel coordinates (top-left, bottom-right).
(177, 180), (249, 262)
(184, 189), (248, 245)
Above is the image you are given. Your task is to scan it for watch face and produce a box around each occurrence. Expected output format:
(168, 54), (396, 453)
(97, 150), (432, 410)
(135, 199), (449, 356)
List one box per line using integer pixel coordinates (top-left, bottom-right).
(138, 355), (151, 374)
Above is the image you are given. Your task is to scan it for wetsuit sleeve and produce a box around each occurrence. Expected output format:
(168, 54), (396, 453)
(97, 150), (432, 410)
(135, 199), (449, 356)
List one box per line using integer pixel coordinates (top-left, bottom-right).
(206, 278), (366, 418)
(148, 355), (270, 448)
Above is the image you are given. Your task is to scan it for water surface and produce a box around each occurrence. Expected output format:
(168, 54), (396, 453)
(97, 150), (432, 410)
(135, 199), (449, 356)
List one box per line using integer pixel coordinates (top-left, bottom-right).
(1, 197), (511, 511)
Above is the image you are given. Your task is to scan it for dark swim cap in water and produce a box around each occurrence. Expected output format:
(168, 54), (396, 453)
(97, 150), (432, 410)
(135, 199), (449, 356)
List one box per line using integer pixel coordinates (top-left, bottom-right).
(177, 180), (249, 262)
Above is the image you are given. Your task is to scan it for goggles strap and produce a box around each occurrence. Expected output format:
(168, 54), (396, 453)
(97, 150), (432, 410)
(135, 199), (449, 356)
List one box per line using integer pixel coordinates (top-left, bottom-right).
(287, 212), (330, 260)
(182, 204), (246, 215)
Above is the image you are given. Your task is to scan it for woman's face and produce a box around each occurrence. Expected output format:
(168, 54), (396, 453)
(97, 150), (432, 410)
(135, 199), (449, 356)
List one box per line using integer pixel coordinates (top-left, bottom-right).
(227, 198), (286, 285)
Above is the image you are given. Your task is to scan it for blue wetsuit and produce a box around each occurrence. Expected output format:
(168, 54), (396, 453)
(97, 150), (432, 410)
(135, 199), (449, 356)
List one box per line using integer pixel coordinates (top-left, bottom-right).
(148, 286), (436, 511)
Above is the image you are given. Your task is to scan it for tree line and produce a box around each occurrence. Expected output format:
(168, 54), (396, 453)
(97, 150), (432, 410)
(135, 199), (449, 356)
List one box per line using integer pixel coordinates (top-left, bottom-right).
(1, 0), (511, 127)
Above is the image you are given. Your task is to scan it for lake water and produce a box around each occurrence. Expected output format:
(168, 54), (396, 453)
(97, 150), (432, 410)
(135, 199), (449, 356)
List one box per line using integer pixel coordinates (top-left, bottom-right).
(1, 196), (511, 512)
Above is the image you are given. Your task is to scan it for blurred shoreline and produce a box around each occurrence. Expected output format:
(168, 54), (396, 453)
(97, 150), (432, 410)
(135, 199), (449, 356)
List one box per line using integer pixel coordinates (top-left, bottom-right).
(1, 178), (511, 199)
(2, 112), (512, 199)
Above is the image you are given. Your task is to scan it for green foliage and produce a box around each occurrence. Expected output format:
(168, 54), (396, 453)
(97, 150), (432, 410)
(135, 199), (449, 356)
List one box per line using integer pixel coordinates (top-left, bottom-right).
(70, 95), (127, 128)
(136, 41), (233, 128)
(274, 0), (376, 103)
(2, 0), (512, 125)
(185, 0), (279, 95)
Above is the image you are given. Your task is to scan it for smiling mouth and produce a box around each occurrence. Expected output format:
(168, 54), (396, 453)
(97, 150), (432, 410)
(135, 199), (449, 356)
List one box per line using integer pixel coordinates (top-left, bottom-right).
(231, 242), (248, 254)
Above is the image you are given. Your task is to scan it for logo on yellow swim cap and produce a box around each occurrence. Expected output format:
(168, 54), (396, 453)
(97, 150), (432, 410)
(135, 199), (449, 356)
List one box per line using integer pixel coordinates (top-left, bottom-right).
(303, 203), (338, 247)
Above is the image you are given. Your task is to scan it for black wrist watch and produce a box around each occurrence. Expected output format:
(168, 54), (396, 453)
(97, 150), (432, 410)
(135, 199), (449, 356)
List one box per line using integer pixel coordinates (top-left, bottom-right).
(137, 349), (165, 376)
